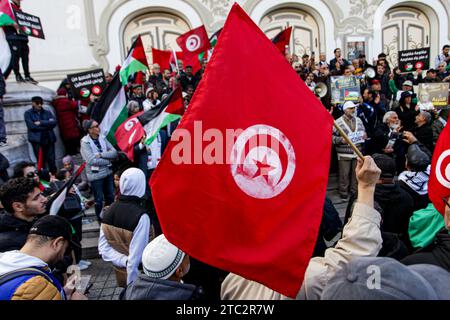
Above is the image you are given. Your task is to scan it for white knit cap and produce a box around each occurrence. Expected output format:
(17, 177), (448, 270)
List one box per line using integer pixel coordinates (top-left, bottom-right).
(142, 234), (186, 280)
(343, 101), (357, 111)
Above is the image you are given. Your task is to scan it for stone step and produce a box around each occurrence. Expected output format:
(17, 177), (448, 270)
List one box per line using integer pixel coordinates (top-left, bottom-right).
(82, 218), (100, 239)
(81, 237), (100, 259)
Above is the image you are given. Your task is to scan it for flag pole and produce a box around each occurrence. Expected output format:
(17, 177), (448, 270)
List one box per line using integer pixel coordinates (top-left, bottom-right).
(333, 121), (365, 160)
(172, 49), (180, 76)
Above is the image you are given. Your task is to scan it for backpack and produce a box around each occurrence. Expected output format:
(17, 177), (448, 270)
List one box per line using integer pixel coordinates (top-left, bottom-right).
(0, 267), (64, 300)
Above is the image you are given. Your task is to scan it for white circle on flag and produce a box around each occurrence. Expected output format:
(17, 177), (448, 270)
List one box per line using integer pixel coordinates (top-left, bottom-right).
(185, 35), (201, 52)
(435, 149), (450, 188)
(230, 125), (296, 199)
(124, 118), (139, 131)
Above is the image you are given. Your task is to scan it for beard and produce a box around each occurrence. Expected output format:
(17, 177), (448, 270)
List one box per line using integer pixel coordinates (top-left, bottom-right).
(389, 123), (400, 130)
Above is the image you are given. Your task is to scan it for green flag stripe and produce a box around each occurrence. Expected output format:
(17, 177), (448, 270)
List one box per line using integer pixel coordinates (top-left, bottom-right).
(105, 106), (128, 145)
(0, 12), (15, 26)
(99, 88), (127, 144)
(120, 58), (147, 85)
(144, 112), (181, 145)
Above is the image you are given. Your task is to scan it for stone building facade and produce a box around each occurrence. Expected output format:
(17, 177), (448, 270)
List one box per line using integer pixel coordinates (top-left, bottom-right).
(19, 0), (450, 89)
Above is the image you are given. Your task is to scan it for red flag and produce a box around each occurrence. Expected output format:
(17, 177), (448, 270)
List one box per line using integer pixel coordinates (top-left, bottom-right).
(135, 71), (144, 85)
(150, 4), (333, 298)
(176, 25), (211, 56)
(177, 26), (210, 74)
(152, 48), (183, 72)
(114, 111), (145, 161)
(429, 122), (450, 215)
(37, 147), (43, 172)
(272, 27), (292, 55)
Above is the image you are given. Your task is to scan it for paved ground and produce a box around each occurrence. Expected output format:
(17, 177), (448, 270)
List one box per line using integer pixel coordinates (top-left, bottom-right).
(78, 172), (348, 300)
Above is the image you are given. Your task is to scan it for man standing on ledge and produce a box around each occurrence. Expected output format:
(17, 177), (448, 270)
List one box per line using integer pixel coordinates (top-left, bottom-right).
(2, 0), (37, 84)
(24, 96), (57, 174)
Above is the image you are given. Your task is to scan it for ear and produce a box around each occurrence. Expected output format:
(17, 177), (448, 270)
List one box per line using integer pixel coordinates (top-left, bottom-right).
(12, 201), (25, 213)
(174, 266), (184, 279)
(52, 236), (66, 250)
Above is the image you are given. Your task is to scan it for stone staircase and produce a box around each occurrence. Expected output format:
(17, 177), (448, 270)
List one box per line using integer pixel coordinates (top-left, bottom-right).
(81, 206), (101, 259)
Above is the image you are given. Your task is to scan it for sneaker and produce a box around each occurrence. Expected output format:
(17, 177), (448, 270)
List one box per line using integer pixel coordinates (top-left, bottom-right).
(76, 262), (89, 271)
(25, 76), (38, 84)
(15, 74), (25, 83)
(79, 259), (92, 266)
(0, 141), (7, 147)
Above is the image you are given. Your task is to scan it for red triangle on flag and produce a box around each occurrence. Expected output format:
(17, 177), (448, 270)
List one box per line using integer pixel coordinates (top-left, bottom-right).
(150, 3), (333, 298)
(132, 36), (149, 70)
(272, 27), (292, 55)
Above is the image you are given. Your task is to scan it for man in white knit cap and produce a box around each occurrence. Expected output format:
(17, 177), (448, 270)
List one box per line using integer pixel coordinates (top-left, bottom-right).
(121, 234), (204, 300)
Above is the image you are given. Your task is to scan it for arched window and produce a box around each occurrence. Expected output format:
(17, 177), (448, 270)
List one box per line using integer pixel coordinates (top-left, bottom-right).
(259, 8), (320, 57)
(123, 12), (190, 63)
(382, 7), (431, 67)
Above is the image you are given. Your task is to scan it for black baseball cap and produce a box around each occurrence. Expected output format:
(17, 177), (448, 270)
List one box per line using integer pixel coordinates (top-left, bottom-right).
(29, 215), (80, 249)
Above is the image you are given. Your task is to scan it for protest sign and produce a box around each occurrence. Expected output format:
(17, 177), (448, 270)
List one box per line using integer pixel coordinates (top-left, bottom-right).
(13, 10), (45, 39)
(330, 76), (361, 104)
(67, 69), (106, 100)
(398, 48), (430, 72)
(418, 83), (449, 109)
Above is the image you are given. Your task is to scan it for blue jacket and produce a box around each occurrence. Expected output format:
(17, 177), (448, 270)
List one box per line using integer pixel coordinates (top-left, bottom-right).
(0, 70), (5, 98)
(24, 108), (57, 144)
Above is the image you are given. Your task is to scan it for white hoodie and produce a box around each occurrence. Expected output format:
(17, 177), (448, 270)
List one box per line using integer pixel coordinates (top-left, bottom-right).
(0, 251), (48, 276)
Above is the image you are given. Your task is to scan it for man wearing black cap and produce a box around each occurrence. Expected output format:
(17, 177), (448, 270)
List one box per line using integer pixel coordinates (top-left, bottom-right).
(0, 215), (87, 300)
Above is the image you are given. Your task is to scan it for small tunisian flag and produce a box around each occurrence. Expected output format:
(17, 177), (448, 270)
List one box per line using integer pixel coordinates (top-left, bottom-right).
(150, 3), (333, 298)
(114, 111), (145, 161)
(429, 122), (450, 215)
(177, 26), (210, 73)
(272, 27), (292, 54)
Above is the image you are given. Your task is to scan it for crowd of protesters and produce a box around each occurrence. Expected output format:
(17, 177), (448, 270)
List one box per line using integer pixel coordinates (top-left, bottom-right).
(0, 38), (449, 300)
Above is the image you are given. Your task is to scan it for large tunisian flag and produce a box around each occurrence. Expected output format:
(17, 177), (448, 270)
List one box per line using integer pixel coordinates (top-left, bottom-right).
(429, 122), (450, 215)
(150, 3), (333, 298)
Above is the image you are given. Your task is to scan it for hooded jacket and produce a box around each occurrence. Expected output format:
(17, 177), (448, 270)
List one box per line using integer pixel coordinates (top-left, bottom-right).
(98, 168), (151, 286)
(0, 251), (65, 300)
(374, 183), (414, 236)
(402, 229), (450, 272)
(122, 274), (204, 300)
(0, 212), (37, 253)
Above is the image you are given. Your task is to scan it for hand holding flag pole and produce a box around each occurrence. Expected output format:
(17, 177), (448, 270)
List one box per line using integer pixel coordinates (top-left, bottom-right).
(333, 121), (365, 160)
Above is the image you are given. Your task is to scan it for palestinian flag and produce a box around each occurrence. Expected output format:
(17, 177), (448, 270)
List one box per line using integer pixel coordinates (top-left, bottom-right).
(272, 27), (292, 54)
(138, 86), (184, 145)
(120, 35), (149, 85)
(91, 73), (128, 145)
(47, 163), (86, 216)
(0, 0), (15, 26)
(199, 28), (222, 63)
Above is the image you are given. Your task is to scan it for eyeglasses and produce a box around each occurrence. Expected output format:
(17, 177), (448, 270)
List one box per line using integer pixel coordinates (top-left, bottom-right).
(26, 170), (39, 178)
(90, 124), (99, 129)
(442, 197), (450, 210)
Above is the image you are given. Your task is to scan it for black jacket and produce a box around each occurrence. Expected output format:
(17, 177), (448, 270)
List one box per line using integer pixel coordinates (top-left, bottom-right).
(0, 71), (5, 98)
(122, 274), (204, 300)
(402, 229), (450, 272)
(413, 124), (434, 153)
(374, 183), (414, 238)
(394, 105), (418, 132)
(371, 123), (402, 155)
(0, 212), (36, 252)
